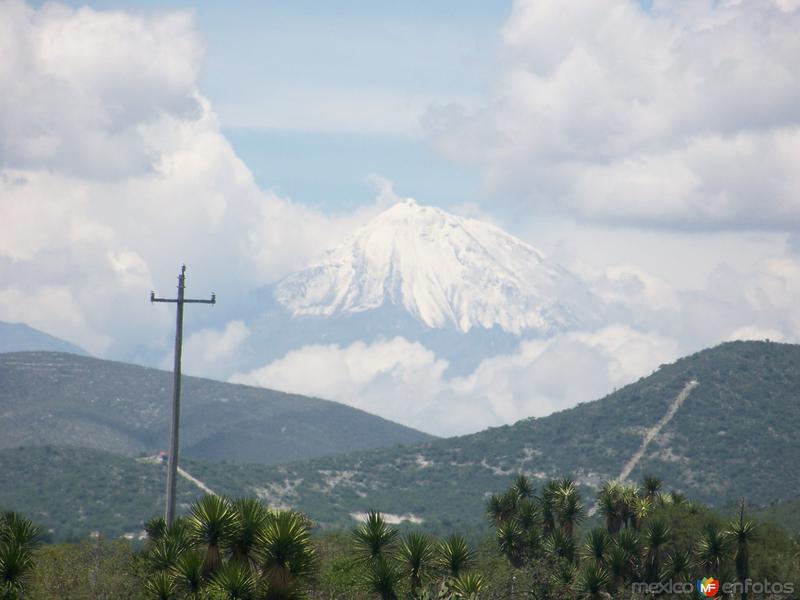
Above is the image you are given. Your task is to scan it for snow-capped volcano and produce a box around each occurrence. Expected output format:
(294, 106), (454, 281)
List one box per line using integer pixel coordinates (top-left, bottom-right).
(275, 200), (595, 335)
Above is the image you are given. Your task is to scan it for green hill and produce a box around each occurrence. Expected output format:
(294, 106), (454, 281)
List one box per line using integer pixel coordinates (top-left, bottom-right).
(0, 352), (434, 464)
(187, 340), (800, 529)
(3, 341), (799, 540)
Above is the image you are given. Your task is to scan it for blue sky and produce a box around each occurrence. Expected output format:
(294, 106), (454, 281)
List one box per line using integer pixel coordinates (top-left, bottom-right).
(49, 0), (510, 211)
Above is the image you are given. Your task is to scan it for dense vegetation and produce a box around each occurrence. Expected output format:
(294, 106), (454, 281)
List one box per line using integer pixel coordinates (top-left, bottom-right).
(8, 473), (800, 599)
(0, 352), (433, 464)
(3, 341), (800, 541)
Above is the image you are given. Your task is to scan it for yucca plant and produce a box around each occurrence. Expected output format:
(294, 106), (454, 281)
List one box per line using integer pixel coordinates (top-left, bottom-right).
(496, 521), (525, 567)
(544, 529), (576, 564)
(436, 534), (475, 579)
(576, 562), (610, 600)
(258, 510), (317, 600)
(352, 510), (399, 563)
(450, 572), (485, 599)
(694, 523), (730, 575)
(581, 528), (610, 565)
(148, 537), (188, 572)
(661, 546), (692, 583)
(555, 484), (584, 538)
(365, 555), (401, 600)
(616, 528), (641, 577)
(189, 495), (237, 577)
(0, 512), (40, 598)
(549, 560), (577, 600)
(642, 475), (662, 500)
(643, 519), (670, 582)
(727, 499), (756, 600)
(229, 497), (269, 568)
(597, 482), (623, 535)
(144, 570), (177, 600)
(210, 561), (259, 600)
(512, 474), (534, 500)
(397, 531), (435, 594)
(606, 543), (630, 589)
(172, 549), (205, 600)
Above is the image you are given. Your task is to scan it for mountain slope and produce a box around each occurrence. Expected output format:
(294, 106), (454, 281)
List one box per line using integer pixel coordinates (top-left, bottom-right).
(0, 321), (88, 355)
(189, 341), (800, 527)
(4, 342), (797, 540)
(0, 352), (434, 464)
(274, 200), (597, 335)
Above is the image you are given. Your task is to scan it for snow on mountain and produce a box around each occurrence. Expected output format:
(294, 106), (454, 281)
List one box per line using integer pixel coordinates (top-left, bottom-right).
(275, 200), (596, 335)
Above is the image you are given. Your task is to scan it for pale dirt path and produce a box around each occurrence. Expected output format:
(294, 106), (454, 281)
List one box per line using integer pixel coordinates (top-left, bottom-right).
(615, 379), (698, 484)
(588, 379), (699, 516)
(177, 466), (217, 496)
(138, 455), (218, 496)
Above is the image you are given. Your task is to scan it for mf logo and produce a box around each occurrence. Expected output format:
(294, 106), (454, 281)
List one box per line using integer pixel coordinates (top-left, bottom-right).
(697, 577), (720, 597)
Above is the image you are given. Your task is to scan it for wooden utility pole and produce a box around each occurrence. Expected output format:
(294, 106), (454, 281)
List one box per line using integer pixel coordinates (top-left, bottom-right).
(151, 265), (215, 524)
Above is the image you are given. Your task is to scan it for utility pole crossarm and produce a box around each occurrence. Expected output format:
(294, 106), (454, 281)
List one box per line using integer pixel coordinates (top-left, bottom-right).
(149, 265), (216, 525)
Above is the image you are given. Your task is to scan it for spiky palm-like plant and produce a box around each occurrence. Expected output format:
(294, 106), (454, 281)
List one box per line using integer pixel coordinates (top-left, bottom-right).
(229, 498), (269, 568)
(496, 521), (525, 568)
(577, 562), (610, 600)
(0, 512), (40, 598)
(397, 531), (434, 594)
(0, 513), (39, 552)
(641, 475), (662, 500)
(172, 550), (205, 600)
(544, 529), (577, 564)
(539, 480), (560, 537)
(258, 510), (317, 600)
(549, 560), (577, 600)
(581, 528), (610, 565)
(661, 547), (692, 584)
(619, 485), (640, 530)
(210, 561), (259, 600)
(148, 537), (188, 572)
(144, 570), (177, 600)
(189, 495), (236, 577)
(556, 487), (584, 538)
(727, 499), (756, 600)
(643, 519), (670, 582)
(450, 572), (486, 599)
(694, 523), (730, 576)
(597, 482), (623, 535)
(606, 544), (630, 589)
(487, 488), (521, 526)
(616, 528), (641, 578)
(352, 510), (399, 563)
(436, 534), (475, 579)
(145, 517), (168, 545)
(512, 474), (534, 499)
(366, 555), (401, 600)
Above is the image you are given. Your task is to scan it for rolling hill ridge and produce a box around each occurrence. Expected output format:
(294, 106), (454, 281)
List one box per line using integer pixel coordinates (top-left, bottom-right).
(2, 341), (798, 540)
(0, 351), (434, 465)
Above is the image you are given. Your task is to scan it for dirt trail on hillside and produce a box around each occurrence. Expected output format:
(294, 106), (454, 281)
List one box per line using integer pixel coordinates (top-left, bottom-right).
(177, 466), (217, 496)
(588, 379), (698, 515)
(616, 379), (699, 483)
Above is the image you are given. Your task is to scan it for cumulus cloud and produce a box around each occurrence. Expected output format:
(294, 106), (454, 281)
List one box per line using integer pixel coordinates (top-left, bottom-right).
(0, 1), (377, 356)
(164, 320), (251, 380)
(427, 0), (800, 229)
(232, 327), (679, 436)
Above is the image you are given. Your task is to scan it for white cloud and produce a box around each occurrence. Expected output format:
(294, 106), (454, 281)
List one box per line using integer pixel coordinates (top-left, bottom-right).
(164, 320), (251, 380)
(232, 327), (678, 436)
(231, 337), (450, 429)
(427, 0), (800, 229)
(0, 1), (377, 356)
